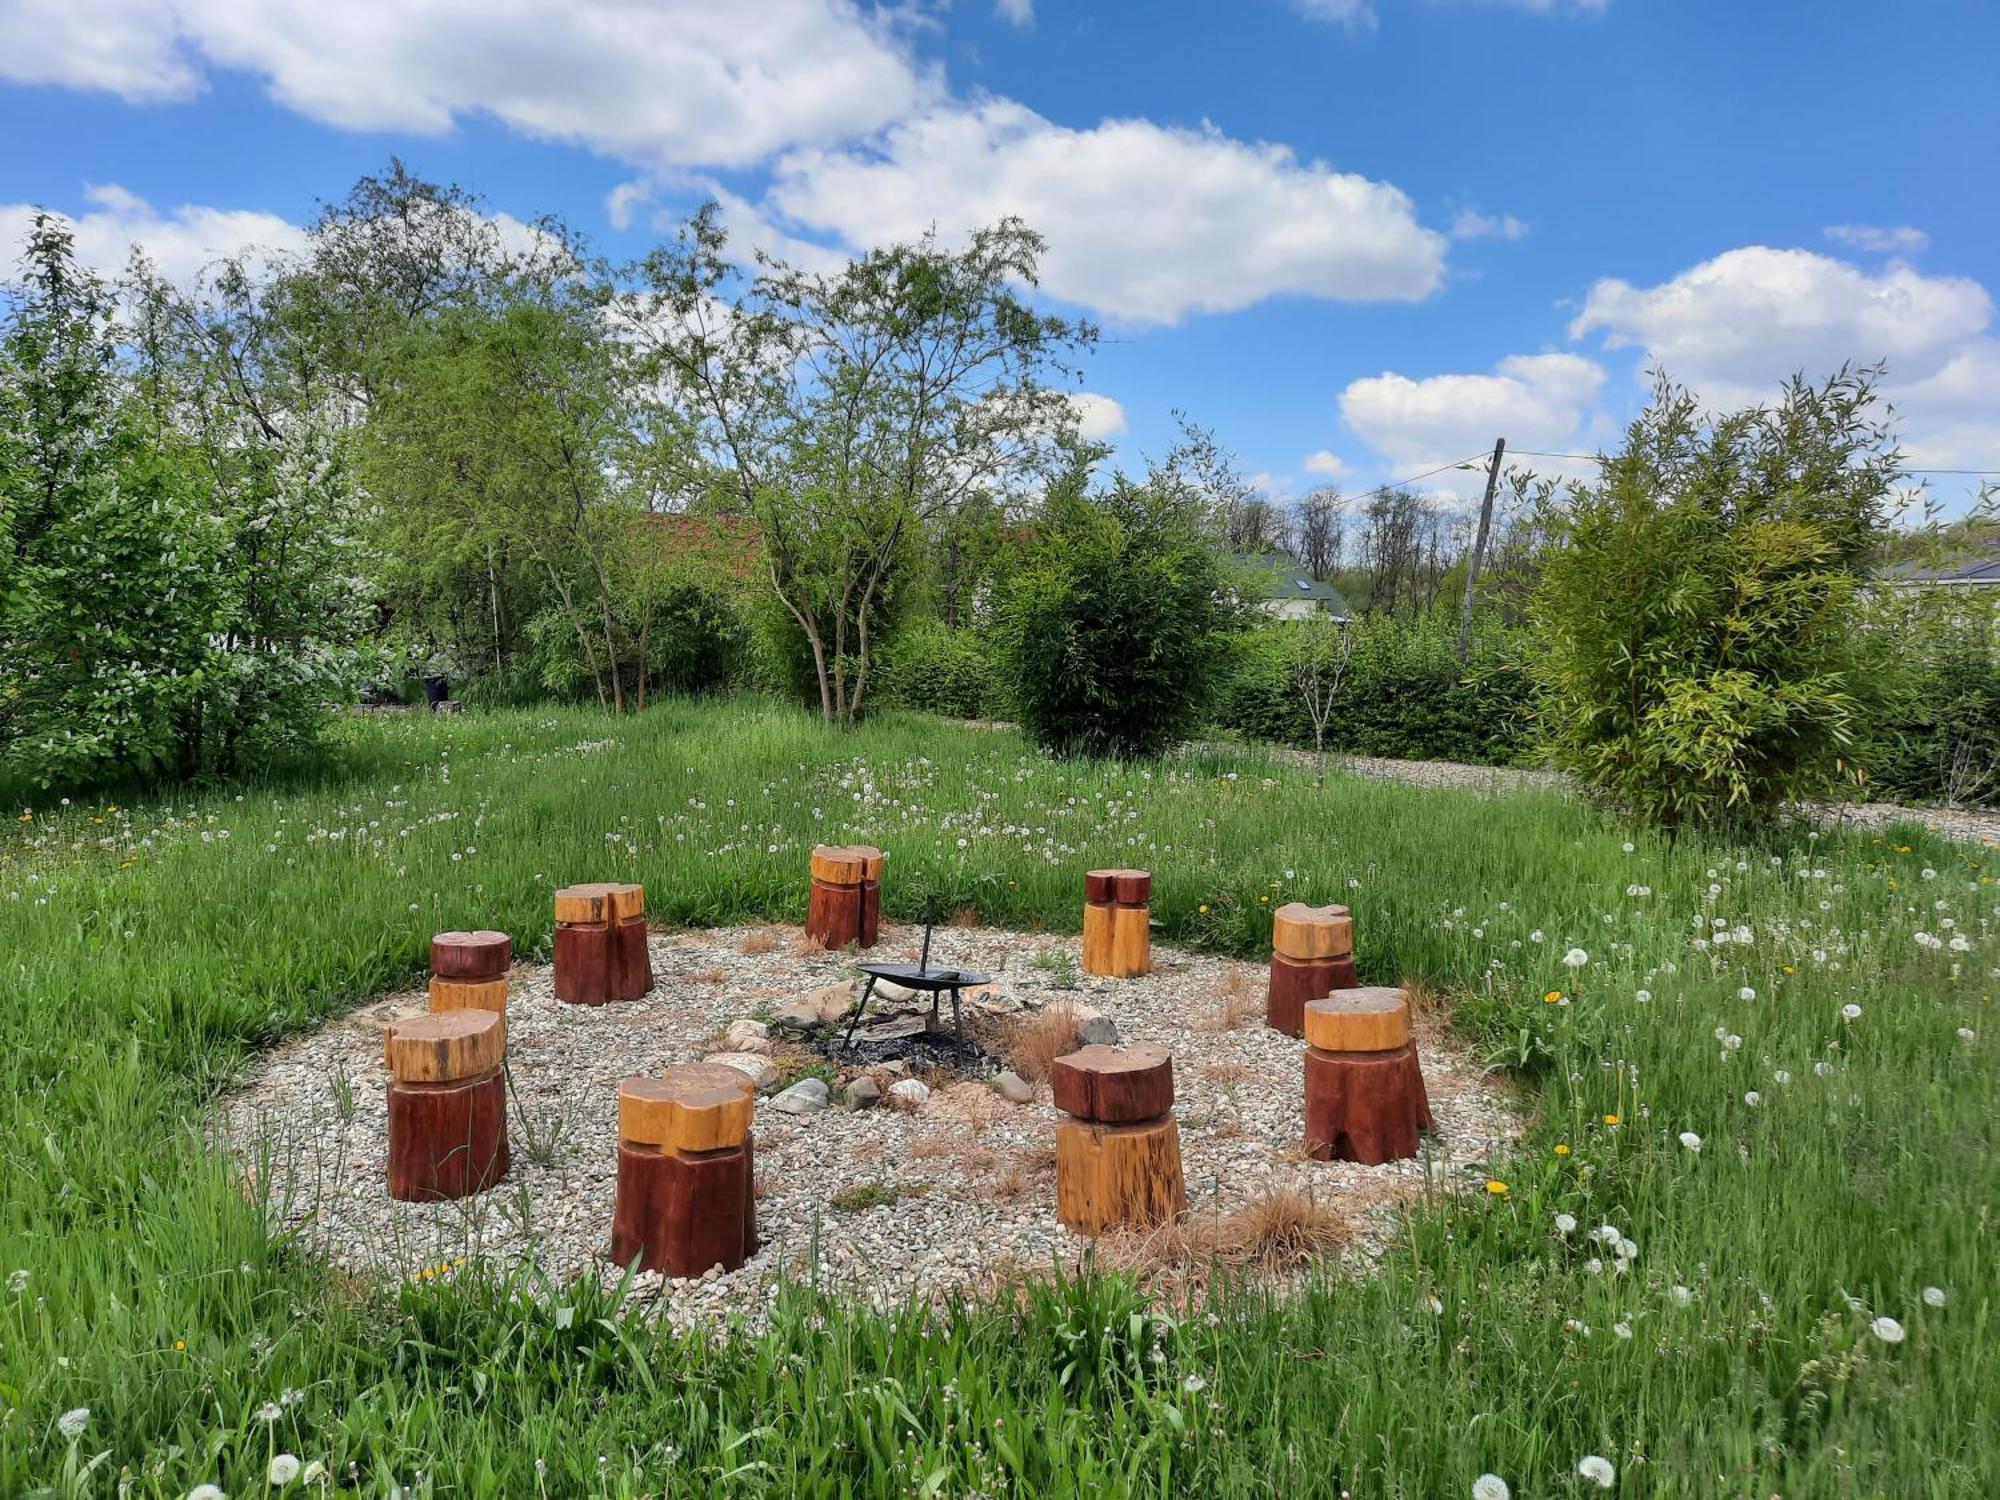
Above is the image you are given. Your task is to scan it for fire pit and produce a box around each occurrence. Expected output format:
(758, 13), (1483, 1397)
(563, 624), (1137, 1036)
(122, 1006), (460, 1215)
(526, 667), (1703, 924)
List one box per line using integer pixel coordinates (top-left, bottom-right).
(824, 899), (996, 1071)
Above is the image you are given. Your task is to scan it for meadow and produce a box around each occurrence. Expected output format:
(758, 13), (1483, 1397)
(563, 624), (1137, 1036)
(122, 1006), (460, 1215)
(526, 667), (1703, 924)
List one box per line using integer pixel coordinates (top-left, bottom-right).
(0, 699), (1992, 1497)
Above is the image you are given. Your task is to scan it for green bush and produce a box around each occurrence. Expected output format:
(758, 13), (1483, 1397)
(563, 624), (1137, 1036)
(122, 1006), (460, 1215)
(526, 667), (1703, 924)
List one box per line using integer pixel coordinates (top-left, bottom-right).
(870, 619), (997, 720)
(993, 479), (1241, 758)
(1528, 370), (1896, 830)
(1214, 614), (1534, 765)
(1855, 593), (2000, 805)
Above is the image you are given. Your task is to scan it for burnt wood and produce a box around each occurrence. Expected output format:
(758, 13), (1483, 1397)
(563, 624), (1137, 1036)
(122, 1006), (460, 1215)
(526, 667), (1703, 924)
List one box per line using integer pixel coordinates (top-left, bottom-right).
(430, 930), (513, 980)
(1303, 1042), (1433, 1166)
(608, 1139), (754, 1277)
(1050, 1042), (1176, 1124)
(386, 1069), (509, 1201)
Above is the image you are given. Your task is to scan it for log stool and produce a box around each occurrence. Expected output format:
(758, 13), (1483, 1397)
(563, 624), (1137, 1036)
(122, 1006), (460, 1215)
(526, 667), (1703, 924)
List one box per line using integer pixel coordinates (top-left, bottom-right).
(1302, 987), (1434, 1166)
(1081, 869), (1150, 978)
(428, 929), (511, 1013)
(553, 883), (615, 1004)
(1266, 901), (1357, 1037)
(805, 845), (884, 951)
(606, 883), (653, 1001)
(384, 1009), (509, 1202)
(609, 1063), (759, 1276)
(1050, 1042), (1186, 1235)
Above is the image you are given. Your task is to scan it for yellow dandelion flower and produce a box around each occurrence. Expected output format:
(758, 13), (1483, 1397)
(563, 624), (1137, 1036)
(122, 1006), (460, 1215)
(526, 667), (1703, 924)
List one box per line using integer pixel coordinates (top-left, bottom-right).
(1602, 1113), (1619, 1126)
(173, 1338), (186, 1351)
(1553, 1143), (1570, 1156)
(1198, 904), (1209, 914)
(1485, 1179), (1508, 1195)
(1258, 895), (1269, 904)
(1543, 990), (1562, 1004)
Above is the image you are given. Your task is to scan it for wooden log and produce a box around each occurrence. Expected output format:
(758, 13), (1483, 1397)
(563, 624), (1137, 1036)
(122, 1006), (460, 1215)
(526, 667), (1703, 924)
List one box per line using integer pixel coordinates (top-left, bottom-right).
(608, 1140), (753, 1276)
(1050, 1042), (1175, 1124)
(1303, 1042), (1433, 1166)
(384, 1009), (506, 1084)
(1271, 902), (1353, 961)
(1082, 867), (1150, 978)
(1054, 1117), (1187, 1235)
(428, 976), (509, 1014)
(386, 1068), (509, 1201)
(554, 918), (613, 1005)
(1265, 953), (1357, 1037)
(1303, 987), (1411, 1053)
(805, 844), (884, 950)
(605, 882), (652, 1001)
(430, 930), (512, 980)
(618, 1066), (754, 1154)
(554, 882), (618, 924)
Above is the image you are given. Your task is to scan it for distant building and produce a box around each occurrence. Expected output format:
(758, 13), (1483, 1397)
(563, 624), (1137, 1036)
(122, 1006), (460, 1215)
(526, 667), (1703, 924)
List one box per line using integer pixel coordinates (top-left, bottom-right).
(1237, 552), (1352, 622)
(1878, 548), (2000, 591)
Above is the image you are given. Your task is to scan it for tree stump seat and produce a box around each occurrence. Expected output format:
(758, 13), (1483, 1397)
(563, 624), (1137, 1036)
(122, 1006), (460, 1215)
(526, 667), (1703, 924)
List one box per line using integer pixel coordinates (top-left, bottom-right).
(554, 882), (651, 1004)
(1081, 868), (1150, 978)
(1266, 901), (1355, 1037)
(1051, 1041), (1185, 1235)
(609, 1064), (759, 1277)
(384, 1009), (509, 1202)
(806, 845), (884, 951)
(1302, 987), (1433, 1166)
(429, 929), (512, 1013)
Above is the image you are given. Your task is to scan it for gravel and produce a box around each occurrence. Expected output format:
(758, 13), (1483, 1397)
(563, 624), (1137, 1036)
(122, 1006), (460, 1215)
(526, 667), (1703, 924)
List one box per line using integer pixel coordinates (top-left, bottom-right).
(223, 923), (1518, 1332)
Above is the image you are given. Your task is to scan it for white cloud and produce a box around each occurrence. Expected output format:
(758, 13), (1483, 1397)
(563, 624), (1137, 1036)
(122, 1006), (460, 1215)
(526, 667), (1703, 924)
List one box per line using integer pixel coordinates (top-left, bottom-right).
(0, 0), (936, 171)
(1450, 206), (1529, 242)
(759, 100), (1447, 324)
(1069, 392), (1126, 441)
(0, 182), (306, 286)
(1825, 223), (1930, 256)
(1304, 449), (1351, 478)
(994, 0), (1034, 26)
(1291, 0), (1607, 30)
(1340, 352), (1605, 482)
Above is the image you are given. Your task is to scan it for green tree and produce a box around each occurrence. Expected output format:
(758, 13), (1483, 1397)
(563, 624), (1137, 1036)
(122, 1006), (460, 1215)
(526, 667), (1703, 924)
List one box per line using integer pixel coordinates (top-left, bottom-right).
(626, 207), (1092, 724)
(1528, 367), (1899, 830)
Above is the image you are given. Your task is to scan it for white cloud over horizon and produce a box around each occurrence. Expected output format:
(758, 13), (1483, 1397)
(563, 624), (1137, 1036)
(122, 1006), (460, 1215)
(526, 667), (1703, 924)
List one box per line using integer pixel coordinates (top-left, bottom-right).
(1824, 223), (1930, 255)
(1339, 351), (1606, 479)
(1290, 0), (1608, 32)
(0, 182), (306, 286)
(1069, 392), (1127, 442)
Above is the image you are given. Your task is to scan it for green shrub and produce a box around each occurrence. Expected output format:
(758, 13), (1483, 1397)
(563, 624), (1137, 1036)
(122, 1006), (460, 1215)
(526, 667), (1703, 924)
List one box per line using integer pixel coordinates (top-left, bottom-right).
(1214, 614), (1533, 765)
(1528, 369), (1896, 830)
(1855, 592), (2000, 805)
(994, 479), (1241, 758)
(870, 620), (997, 720)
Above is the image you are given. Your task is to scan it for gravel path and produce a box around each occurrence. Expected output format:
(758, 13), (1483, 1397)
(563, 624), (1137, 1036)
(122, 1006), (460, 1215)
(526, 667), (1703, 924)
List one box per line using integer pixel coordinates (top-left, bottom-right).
(224, 924), (1516, 1331)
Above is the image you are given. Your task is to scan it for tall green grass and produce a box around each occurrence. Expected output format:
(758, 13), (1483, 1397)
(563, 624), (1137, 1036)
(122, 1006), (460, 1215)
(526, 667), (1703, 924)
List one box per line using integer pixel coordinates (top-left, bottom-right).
(0, 700), (1991, 1496)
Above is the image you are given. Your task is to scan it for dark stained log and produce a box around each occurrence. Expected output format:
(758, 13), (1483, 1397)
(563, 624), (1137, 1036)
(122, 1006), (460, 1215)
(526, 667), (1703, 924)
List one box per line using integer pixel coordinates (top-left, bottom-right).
(806, 845), (885, 951)
(1303, 1042), (1434, 1166)
(430, 930), (513, 980)
(1050, 1042), (1176, 1124)
(610, 915), (653, 1001)
(608, 1140), (753, 1277)
(1265, 953), (1357, 1037)
(1054, 1118), (1187, 1235)
(554, 920), (613, 1005)
(386, 1069), (509, 1202)
(1111, 870), (1152, 906)
(858, 874), (881, 950)
(805, 879), (864, 951)
(1083, 870), (1118, 905)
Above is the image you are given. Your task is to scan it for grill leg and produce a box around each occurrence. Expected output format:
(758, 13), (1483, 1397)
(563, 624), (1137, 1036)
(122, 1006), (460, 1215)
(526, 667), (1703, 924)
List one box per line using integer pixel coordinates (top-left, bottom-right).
(952, 987), (963, 1042)
(841, 974), (880, 1047)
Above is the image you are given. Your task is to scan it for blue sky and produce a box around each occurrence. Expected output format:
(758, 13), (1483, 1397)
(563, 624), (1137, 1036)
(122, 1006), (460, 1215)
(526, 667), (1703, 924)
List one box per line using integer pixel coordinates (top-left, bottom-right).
(2, 0), (1995, 513)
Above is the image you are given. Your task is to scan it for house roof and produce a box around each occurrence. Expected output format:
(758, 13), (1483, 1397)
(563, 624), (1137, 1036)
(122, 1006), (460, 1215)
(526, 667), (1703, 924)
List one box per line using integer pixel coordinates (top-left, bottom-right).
(1235, 551), (1353, 617)
(1879, 548), (2000, 587)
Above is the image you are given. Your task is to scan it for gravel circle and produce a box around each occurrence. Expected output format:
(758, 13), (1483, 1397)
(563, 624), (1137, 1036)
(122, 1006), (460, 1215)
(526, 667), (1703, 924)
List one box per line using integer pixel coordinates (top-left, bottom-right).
(224, 924), (1518, 1331)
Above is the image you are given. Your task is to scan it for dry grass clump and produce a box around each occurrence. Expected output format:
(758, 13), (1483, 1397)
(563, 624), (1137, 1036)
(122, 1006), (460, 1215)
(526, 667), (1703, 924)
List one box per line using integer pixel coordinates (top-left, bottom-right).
(1097, 1188), (1348, 1284)
(1197, 1059), (1251, 1087)
(688, 965), (729, 985)
(992, 1143), (1058, 1200)
(1202, 966), (1260, 1031)
(1401, 977), (1447, 1046)
(1005, 1002), (1081, 1082)
(927, 1081), (1011, 1128)
(739, 928), (780, 957)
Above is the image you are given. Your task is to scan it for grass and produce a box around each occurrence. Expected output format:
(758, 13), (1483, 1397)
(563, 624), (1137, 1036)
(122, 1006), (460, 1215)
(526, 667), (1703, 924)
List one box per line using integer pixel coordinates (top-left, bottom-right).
(0, 697), (1994, 1495)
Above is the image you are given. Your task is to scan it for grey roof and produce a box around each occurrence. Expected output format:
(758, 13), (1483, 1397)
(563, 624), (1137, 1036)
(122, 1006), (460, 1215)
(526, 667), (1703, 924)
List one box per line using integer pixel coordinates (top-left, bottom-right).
(1879, 550), (2000, 586)
(1237, 552), (1353, 616)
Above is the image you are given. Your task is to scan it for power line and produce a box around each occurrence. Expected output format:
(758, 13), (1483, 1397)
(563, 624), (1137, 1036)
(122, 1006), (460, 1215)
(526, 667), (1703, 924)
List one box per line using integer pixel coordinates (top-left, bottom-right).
(1505, 447), (1999, 477)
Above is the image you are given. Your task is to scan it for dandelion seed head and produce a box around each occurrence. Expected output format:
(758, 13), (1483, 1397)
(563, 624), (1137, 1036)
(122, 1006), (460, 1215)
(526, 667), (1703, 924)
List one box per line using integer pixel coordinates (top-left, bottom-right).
(1577, 1455), (1616, 1488)
(1870, 1315), (1906, 1344)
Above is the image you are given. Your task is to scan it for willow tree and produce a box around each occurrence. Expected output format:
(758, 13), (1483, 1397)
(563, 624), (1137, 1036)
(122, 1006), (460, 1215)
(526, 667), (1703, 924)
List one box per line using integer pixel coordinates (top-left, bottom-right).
(626, 207), (1093, 724)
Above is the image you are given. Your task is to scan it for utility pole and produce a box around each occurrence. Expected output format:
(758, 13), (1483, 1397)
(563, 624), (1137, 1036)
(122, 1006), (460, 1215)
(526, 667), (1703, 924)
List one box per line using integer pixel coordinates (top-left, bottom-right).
(1456, 437), (1505, 664)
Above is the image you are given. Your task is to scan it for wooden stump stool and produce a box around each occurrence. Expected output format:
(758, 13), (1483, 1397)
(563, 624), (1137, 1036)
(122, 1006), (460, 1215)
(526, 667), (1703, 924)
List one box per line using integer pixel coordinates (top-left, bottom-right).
(609, 1064), (759, 1276)
(385, 1009), (509, 1201)
(1302, 987), (1434, 1166)
(429, 929), (511, 1013)
(1266, 901), (1356, 1037)
(606, 883), (653, 1001)
(1050, 1042), (1186, 1235)
(1081, 869), (1151, 978)
(554, 883), (617, 1005)
(806, 845), (884, 951)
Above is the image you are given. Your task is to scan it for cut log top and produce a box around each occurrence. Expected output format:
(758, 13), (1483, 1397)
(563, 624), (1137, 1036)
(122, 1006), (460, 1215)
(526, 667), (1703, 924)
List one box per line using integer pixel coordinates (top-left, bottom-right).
(554, 882), (617, 924)
(1303, 987), (1411, 1053)
(810, 844), (885, 884)
(384, 1008), (506, 1083)
(1272, 902), (1354, 961)
(618, 1064), (755, 1152)
(1084, 869), (1152, 906)
(1050, 1042), (1175, 1123)
(430, 929), (513, 979)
